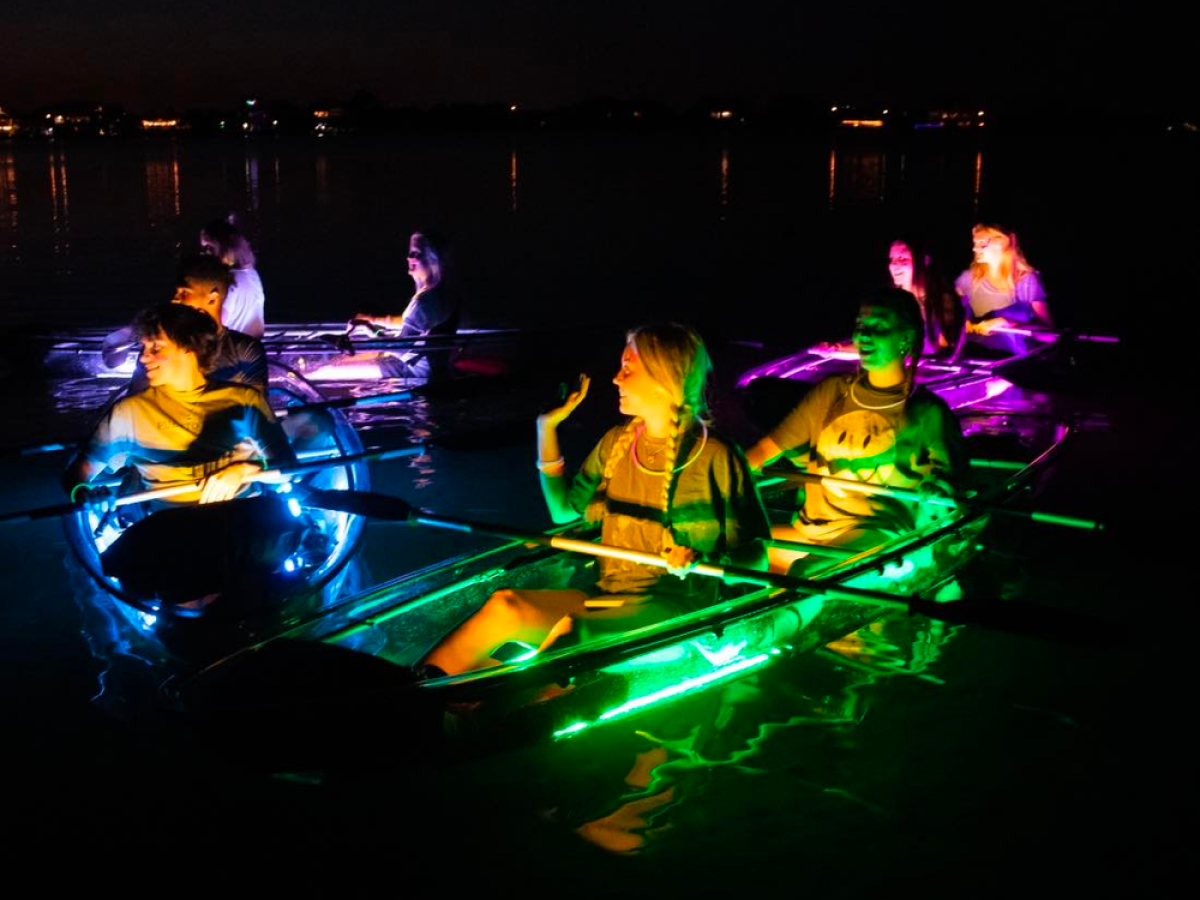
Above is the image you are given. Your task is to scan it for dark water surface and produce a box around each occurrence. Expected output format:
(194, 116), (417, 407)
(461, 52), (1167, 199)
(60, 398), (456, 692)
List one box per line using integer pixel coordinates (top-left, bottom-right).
(0, 132), (1190, 888)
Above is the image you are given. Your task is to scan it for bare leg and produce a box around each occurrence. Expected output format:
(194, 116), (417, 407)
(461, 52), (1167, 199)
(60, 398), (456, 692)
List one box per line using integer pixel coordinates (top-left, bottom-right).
(767, 522), (812, 574)
(421, 588), (589, 675)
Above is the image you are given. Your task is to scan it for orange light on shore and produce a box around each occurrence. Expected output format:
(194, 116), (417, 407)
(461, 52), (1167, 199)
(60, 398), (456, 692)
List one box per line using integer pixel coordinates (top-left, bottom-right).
(840, 119), (884, 128)
(141, 119), (179, 129)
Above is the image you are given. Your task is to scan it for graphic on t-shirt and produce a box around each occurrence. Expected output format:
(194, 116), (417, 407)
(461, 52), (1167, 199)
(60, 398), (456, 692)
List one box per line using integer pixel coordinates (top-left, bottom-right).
(814, 409), (897, 484)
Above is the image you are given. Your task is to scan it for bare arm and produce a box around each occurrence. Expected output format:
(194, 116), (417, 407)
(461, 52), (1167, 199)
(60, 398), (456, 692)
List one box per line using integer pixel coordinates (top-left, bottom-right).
(745, 436), (784, 474)
(537, 375), (590, 525)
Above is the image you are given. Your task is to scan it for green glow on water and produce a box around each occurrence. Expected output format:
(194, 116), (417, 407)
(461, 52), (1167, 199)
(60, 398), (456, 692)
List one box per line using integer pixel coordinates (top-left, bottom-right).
(598, 654), (771, 720)
(554, 653), (773, 740)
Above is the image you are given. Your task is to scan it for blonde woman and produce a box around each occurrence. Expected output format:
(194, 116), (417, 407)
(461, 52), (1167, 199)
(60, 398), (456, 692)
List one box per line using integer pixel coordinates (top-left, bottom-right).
(421, 323), (770, 676)
(954, 223), (1051, 353)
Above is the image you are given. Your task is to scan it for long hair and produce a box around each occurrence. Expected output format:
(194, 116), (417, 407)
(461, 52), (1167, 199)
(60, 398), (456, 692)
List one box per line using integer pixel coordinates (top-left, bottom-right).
(969, 223), (1036, 294)
(888, 237), (928, 301)
(604, 323), (713, 522)
(889, 237), (958, 349)
(201, 215), (256, 269)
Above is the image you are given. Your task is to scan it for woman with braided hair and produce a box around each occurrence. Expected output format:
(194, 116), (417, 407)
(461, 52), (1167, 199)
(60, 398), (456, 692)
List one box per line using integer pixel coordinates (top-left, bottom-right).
(420, 323), (770, 676)
(747, 288), (967, 574)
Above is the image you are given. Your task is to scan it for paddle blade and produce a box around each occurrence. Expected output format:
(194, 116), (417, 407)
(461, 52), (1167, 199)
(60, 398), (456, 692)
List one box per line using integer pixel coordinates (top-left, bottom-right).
(909, 596), (1116, 647)
(301, 488), (416, 521)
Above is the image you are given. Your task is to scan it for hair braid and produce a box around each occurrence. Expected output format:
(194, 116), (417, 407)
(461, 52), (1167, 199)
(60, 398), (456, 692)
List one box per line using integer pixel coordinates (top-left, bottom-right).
(658, 404), (685, 528)
(603, 419), (640, 482)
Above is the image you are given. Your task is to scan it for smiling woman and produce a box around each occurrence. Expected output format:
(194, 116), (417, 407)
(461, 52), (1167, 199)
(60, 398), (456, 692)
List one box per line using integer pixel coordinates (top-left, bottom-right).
(746, 288), (966, 573)
(418, 322), (770, 677)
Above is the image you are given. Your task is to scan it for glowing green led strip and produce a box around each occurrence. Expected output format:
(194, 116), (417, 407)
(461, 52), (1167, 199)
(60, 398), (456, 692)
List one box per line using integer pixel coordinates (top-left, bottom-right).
(553, 652), (773, 739)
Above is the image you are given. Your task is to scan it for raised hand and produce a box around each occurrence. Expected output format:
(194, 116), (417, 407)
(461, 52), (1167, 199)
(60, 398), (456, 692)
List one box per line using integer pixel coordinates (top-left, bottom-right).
(539, 374), (591, 428)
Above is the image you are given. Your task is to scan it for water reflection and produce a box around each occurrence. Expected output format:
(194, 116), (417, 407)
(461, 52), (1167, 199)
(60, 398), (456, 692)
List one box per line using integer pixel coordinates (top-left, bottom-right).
(828, 147), (836, 209)
(562, 610), (959, 856)
(144, 142), (181, 229)
(0, 149), (17, 261)
(245, 149), (261, 212)
(973, 150), (984, 213)
(48, 146), (71, 262)
(828, 147), (888, 205)
(315, 152), (330, 206)
(718, 143), (731, 211)
(510, 148), (519, 213)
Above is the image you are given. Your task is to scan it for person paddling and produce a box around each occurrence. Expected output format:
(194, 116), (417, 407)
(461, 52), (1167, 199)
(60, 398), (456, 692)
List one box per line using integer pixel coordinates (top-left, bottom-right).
(66, 303), (291, 506)
(346, 230), (461, 380)
(419, 323), (770, 676)
(747, 288), (967, 574)
(953, 223), (1051, 356)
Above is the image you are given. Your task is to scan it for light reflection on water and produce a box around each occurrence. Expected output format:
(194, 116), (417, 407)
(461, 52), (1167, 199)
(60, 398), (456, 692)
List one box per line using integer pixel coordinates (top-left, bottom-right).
(0, 132), (1006, 334)
(562, 611), (962, 856)
(144, 143), (182, 228)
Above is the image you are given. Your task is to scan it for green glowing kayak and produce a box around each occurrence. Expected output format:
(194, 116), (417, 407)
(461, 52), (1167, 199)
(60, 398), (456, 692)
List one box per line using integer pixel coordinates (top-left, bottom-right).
(173, 411), (1073, 759)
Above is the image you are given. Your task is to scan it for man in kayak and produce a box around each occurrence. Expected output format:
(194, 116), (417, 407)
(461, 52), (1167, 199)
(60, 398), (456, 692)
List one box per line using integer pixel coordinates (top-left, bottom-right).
(66, 302), (291, 504)
(107, 255), (267, 392)
(746, 288), (967, 573)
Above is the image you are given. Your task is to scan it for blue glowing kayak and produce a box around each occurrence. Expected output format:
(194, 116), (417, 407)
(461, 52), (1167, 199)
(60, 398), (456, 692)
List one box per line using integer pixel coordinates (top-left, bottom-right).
(62, 362), (372, 656)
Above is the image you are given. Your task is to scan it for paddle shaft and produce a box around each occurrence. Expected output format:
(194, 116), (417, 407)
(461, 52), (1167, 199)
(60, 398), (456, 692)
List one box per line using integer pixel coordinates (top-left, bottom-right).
(759, 470), (1103, 531)
(292, 489), (1116, 645)
(993, 325), (1118, 343)
(0, 445), (423, 525)
(409, 512), (912, 611)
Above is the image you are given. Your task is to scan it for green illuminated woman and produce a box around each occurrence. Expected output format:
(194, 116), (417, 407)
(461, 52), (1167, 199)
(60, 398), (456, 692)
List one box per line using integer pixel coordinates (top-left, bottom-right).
(421, 323), (770, 675)
(747, 289), (967, 574)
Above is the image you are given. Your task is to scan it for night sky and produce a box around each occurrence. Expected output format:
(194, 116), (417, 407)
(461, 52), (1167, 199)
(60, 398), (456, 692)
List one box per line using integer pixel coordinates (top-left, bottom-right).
(2, 1), (1186, 114)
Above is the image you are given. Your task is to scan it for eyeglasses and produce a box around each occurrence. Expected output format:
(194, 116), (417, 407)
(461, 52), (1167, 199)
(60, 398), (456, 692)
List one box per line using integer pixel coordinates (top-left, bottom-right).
(407, 250), (424, 259)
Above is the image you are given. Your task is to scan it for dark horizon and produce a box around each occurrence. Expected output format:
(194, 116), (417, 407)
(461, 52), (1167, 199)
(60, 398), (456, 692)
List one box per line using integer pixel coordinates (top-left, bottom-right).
(3, 1), (1188, 117)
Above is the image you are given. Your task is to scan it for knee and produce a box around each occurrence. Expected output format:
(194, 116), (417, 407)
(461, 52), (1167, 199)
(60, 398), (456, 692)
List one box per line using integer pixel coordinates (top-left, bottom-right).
(482, 589), (527, 623)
